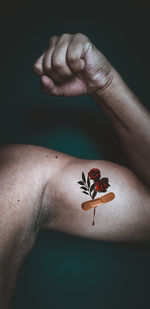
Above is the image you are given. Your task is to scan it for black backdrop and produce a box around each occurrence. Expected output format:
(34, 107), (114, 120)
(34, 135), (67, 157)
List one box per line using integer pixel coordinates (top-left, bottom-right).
(0, 2), (150, 309)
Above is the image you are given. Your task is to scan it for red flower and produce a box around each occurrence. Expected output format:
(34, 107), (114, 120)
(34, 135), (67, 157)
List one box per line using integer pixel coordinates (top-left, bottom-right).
(88, 168), (101, 181)
(95, 178), (110, 192)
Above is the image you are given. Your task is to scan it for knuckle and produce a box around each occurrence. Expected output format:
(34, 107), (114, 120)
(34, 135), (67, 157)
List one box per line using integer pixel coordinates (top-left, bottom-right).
(60, 33), (72, 40)
(52, 58), (64, 70)
(74, 32), (87, 39)
(49, 35), (58, 45)
(33, 62), (42, 75)
(75, 32), (83, 37)
(67, 53), (77, 64)
(61, 32), (70, 37)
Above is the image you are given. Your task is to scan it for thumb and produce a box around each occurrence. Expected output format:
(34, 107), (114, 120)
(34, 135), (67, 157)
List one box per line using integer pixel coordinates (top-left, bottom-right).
(40, 75), (62, 96)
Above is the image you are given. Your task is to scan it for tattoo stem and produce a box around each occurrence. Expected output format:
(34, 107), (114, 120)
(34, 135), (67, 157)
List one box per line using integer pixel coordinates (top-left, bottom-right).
(92, 207), (97, 225)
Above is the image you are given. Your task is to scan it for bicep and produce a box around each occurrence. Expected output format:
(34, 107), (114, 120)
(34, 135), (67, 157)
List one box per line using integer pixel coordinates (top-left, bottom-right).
(43, 158), (150, 242)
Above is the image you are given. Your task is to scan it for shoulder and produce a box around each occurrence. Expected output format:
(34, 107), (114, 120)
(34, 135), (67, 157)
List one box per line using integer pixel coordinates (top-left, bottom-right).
(0, 144), (74, 227)
(0, 143), (72, 178)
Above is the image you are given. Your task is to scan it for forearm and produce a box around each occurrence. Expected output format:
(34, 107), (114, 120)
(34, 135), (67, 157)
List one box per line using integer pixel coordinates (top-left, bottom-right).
(91, 68), (150, 188)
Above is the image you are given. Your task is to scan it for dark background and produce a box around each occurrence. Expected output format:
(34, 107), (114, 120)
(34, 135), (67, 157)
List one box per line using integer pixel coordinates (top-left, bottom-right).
(1, 2), (150, 308)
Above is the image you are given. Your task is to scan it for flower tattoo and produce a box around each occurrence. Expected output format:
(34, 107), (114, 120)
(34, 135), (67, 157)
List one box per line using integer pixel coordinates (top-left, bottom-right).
(77, 168), (111, 225)
(88, 168), (101, 182)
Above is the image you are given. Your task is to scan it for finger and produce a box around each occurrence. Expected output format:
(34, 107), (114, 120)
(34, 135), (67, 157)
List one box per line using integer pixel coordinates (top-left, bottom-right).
(40, 75), (62, 96)
(43, 36), (63, 82)
(66, 33), (91, 73)
(51, 33), (73, 79)
(33, 53), (45, 76)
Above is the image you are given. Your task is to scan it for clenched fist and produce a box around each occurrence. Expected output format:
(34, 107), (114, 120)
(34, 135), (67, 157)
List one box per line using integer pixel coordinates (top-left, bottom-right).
(33, 33), (113, 97)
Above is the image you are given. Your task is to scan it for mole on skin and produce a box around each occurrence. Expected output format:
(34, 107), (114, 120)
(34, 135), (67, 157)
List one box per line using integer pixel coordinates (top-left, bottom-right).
(46, 155), (58, 158)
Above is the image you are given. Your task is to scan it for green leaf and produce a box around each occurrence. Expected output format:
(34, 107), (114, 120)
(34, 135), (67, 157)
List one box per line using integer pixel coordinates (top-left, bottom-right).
(92, 190), (97, 200)
(90, 182), (95, 193)
(101, 177), (108, 183)
(82, 172), (86, 183)
(82, 191), (89, 195)
(80, 186), (88, 191)
(87, 176), (90, 187)
(77, 181), (85, 185)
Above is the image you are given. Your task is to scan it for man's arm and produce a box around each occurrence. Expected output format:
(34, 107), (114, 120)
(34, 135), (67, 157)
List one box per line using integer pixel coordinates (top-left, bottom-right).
(33, 33), (150, 189)
(1, 32), (150, 308)
(0, 144), (149, 308)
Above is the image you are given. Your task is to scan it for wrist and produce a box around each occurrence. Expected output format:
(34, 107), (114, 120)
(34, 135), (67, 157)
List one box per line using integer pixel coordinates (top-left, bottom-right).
(89, 68), (120, 100)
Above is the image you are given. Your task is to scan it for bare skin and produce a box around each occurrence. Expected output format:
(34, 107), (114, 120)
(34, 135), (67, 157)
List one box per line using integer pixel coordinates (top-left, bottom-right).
(0, 33), (150, 308)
